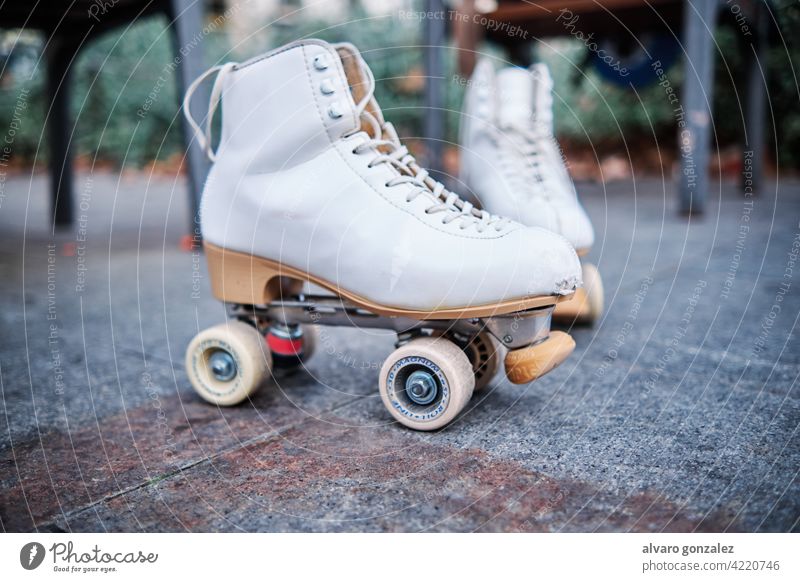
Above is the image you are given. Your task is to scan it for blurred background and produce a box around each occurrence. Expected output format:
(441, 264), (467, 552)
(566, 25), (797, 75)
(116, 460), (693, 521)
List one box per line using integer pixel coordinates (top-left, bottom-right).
(1, 0), (797, 189)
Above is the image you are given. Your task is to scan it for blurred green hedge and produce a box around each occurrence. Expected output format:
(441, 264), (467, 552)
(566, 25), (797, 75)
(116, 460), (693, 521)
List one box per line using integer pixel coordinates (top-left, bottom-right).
(0, 1), (797, 170)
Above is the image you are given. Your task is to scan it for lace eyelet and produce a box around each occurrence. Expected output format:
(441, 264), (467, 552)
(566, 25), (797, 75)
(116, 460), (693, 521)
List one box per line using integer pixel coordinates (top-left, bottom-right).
(384, 182), (390, 188)
(313, 54), (330, 71)
(320, 79), (335, 95)
(327, 103), (344, 119)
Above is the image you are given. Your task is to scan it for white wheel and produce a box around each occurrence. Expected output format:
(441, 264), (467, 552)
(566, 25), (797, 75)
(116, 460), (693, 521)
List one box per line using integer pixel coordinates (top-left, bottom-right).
(185, 320), (271, 406)
(300, 324), (318, 361)
(459, 331), (501, 392)
(267, 323), (318, 370)
(582, 262), (604, 322)
(379, 336), (474, 431)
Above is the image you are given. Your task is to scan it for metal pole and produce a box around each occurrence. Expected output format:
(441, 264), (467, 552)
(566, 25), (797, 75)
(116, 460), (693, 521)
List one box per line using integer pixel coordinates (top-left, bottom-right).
(424, 0), (446, 177)
(743, 0), (767, 196)
(170, 0), (210, 234)
(47, 39), (75, 228)
(679, 0), (717, 215)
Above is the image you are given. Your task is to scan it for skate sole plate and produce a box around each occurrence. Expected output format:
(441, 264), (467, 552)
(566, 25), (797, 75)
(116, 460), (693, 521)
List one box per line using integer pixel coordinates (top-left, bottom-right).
(204, 242), (573, 320)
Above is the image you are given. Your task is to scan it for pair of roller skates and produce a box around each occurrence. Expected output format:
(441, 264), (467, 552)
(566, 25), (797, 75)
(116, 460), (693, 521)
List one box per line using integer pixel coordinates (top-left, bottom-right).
(182, 40), (600, 431)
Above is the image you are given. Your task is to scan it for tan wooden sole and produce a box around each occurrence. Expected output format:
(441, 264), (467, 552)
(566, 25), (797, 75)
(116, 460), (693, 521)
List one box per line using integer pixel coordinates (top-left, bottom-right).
(553, 287), (591, 322)
(552, 262), (603, 324)
(504, 330), (575, 384)
(204, 242), (570, 320)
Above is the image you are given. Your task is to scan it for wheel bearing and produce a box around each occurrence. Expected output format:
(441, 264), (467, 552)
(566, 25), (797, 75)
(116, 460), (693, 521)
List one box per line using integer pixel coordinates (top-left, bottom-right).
(208, 349), (237, 382)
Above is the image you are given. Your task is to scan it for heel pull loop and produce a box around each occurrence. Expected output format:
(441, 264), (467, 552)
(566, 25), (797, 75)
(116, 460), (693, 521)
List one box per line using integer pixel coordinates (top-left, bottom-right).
(182, 62), (236, 162)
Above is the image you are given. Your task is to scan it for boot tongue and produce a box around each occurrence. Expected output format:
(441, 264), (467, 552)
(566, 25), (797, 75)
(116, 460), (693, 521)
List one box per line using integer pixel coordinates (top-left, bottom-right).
(529, 63), (554, 132)
(496, 67), (533, 128)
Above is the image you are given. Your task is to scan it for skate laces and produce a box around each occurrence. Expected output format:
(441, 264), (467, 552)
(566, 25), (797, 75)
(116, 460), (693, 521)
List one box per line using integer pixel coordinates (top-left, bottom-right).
(183, 62), (236, 162)
(345, 52), (509, 233)
(492, 122), (573, 201)
(182, 49), (509, 233)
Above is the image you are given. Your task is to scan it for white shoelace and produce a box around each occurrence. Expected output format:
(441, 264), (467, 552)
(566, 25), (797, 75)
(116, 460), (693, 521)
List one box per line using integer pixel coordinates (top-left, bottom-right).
(183, 62), (236, 162)
(491, 122), (574, 202)
(183, 49), (510, 233)
(345, 52), (509, 234)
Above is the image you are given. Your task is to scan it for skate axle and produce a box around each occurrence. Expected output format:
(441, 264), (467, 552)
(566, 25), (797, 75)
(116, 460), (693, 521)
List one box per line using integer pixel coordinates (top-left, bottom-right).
(229, 294), (554, 349)
(187, 299), (573, 429)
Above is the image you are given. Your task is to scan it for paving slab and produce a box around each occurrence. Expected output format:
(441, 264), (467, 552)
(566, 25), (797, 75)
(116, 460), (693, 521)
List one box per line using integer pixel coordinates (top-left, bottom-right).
(0, 171), (797, 532)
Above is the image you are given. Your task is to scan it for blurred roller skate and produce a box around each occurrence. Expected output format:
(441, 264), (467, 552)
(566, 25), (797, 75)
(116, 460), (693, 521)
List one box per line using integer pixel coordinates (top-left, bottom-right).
(461, 59), (603, 325)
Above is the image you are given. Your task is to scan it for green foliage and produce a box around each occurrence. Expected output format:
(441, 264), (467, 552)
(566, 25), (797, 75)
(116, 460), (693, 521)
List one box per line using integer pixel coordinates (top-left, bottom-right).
(266, 8), (432, 139)
(765, 0), (800, 168)
(71, 18), (180, 166)
(1, 1), (799, 169)
(540, 0), (800, 168)
(0, 16), (231, 167)
(0, 35), (45, 161)
(538, 40), (680, 146)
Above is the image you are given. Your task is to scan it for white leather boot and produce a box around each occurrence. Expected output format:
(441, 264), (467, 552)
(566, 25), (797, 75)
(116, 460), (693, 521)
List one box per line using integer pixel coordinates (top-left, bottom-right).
(184, 40), (580, 316)
(182, 40), (581, 430)
(460, 59), (603, 324)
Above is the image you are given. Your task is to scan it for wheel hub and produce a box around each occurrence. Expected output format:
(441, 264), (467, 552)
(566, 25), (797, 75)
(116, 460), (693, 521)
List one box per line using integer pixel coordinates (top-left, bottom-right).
(208, 350), (236, 382)
(405, 370), (438, 405)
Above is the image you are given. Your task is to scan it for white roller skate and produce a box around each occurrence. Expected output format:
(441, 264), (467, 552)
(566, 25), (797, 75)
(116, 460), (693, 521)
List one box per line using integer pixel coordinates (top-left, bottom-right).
(460, 59), (603, 325)
(182, 40), (581, 430)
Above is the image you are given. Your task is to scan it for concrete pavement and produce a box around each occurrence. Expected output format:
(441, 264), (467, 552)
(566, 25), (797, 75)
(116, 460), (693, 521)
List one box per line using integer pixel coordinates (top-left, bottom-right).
(1, 171), (797, 532)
